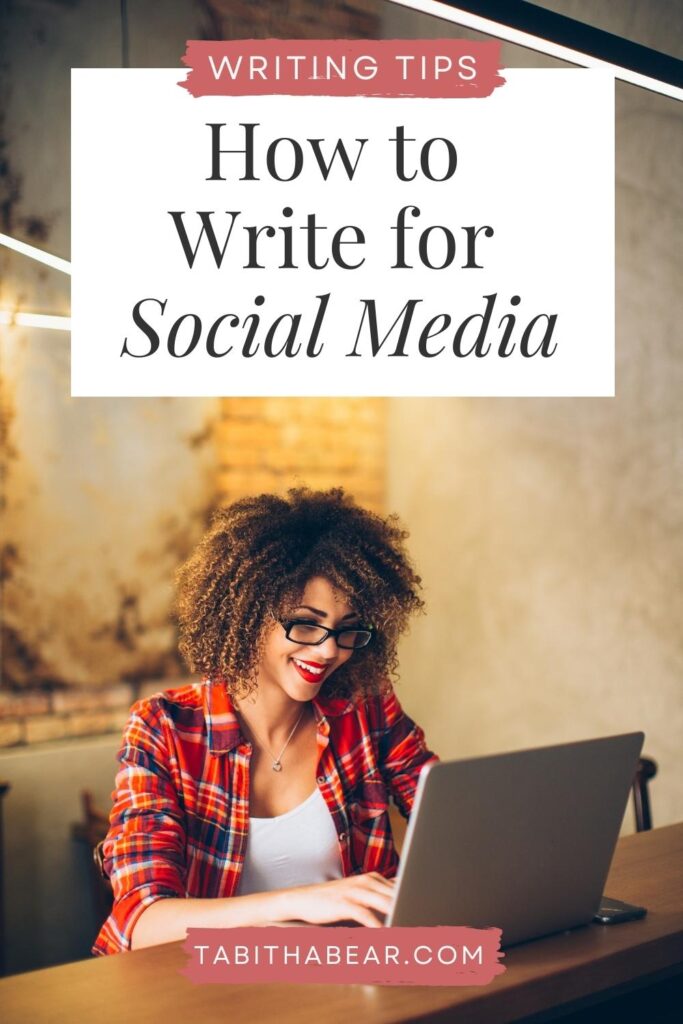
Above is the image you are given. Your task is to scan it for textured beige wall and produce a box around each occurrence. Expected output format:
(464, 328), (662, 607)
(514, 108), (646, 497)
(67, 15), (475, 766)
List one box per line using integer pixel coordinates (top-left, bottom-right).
(386, 8), (683, 829)
(1, 1), (219, 691)
(388, 393), (682, 829)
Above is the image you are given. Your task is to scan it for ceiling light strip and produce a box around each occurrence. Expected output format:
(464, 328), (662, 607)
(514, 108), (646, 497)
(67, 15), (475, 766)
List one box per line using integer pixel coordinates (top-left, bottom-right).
(0, 310), (71, 331)
(0, 232), (71, 276)
(389, 0), (683, 101)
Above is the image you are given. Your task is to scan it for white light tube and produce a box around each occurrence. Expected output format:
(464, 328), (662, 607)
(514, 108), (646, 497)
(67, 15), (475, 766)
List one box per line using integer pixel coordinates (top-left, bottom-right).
(388, 0), (683, 101)
(0, 310), (71, 331)
(0, 232), (71, 276)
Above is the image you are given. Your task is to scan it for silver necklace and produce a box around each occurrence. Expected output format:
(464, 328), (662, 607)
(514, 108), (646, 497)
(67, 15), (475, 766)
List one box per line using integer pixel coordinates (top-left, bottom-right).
(245, 709), (306, 772)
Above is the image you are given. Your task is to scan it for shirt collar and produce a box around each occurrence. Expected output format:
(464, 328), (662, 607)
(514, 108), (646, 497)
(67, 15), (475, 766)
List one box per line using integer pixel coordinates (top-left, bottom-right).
(203, 680), (355, 755)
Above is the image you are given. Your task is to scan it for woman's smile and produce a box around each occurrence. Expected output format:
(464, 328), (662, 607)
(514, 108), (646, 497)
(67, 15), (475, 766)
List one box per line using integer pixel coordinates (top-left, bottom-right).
(291, 656), (329, 684)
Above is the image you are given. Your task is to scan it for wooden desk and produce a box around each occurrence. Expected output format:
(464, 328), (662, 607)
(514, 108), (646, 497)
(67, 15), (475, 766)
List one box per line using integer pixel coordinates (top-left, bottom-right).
(2, 823), (682, 1024)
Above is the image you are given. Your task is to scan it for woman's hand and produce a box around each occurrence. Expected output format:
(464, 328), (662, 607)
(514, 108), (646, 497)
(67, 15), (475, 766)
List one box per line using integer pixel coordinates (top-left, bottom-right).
(280, 873), (396, 928)
(131, 873), (396, 948)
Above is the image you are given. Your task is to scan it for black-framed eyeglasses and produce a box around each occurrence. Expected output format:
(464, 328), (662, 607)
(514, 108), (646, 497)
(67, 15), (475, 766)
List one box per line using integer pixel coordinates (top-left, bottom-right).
(279, 619), (374, 650)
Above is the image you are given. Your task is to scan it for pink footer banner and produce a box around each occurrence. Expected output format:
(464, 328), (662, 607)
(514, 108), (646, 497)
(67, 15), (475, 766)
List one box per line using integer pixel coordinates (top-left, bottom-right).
(180, 39), (504, 98)
(182, 926), (505, 985)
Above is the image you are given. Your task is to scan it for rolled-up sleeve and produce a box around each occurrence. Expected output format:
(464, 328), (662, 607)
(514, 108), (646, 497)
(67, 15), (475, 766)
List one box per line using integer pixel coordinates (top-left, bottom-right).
(92, 699), (188, 955)
(371, 687), (438, 819)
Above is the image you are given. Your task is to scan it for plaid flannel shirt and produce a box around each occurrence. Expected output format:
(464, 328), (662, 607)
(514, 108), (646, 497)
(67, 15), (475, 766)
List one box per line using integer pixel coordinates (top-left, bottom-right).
(93, 680), (437, 955)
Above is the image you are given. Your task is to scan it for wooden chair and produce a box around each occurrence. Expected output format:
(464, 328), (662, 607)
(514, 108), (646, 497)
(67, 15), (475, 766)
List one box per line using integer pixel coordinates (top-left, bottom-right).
(71, 791), (112, 923)
(632, 756), (657, 832)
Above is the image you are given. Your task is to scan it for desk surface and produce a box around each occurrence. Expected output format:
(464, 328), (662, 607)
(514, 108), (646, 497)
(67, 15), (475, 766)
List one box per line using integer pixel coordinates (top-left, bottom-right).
(2, 823), (682, 1024)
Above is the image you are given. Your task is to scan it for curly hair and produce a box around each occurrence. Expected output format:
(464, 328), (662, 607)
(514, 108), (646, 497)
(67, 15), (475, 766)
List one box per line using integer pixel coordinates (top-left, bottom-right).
(176, 487), (423, 701)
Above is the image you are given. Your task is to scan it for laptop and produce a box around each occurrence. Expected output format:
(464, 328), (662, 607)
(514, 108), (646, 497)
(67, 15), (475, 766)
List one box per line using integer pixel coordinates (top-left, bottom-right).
(386, 732), (644, 946)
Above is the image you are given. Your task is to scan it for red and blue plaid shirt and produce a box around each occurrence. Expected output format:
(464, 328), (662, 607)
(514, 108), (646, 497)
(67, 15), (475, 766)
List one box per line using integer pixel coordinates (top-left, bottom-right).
(93, 681), (437, 955)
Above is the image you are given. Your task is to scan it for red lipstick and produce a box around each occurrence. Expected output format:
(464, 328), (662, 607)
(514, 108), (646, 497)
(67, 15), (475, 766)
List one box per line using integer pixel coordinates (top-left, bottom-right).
(291, 657), (327, 684)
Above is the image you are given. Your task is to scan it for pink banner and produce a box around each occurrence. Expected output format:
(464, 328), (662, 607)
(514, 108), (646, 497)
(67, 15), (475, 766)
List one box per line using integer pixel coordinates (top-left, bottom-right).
(180, 40), (504, 98)
(182, 926), (505, 986)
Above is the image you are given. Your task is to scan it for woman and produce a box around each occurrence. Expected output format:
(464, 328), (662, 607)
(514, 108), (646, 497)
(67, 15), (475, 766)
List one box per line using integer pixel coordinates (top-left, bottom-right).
(94, 488), (437, 955)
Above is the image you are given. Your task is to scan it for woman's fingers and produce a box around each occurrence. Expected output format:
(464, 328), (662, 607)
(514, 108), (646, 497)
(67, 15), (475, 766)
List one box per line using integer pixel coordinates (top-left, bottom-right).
(363, 873), (396, 896)
(341, 874), (396, 919)
(346, 904), (385, 928)
(349, 886), (394, 915)
(288, 873), (397, 927)
(367, 872), (396, 884)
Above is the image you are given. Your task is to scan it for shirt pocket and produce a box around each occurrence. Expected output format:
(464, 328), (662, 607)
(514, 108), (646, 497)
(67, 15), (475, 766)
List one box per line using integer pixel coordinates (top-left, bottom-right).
(348, 777), (389, 825)
(347, 777), (396, 875)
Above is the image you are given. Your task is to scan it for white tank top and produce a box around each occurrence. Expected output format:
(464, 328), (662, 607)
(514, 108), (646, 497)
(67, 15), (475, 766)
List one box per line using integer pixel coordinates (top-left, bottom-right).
(237, 787), (343, 896)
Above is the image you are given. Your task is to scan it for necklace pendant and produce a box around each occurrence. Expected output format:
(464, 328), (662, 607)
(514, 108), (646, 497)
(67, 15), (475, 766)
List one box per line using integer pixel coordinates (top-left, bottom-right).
(272, 760), (283, 772)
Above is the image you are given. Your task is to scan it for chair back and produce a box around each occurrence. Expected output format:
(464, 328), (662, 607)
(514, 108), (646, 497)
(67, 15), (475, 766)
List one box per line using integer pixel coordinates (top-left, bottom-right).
(71, 791), (112, 922)
(632, 756), (657, 832)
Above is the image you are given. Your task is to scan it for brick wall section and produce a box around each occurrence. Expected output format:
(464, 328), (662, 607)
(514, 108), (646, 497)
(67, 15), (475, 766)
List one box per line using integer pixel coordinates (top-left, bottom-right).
(0, 685), (136, 749)
(216, 398), (386, 513)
